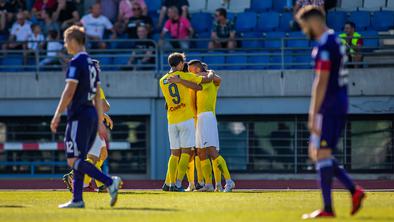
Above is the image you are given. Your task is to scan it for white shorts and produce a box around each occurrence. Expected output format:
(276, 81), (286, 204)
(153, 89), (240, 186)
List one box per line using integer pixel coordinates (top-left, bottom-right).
(88, 134), (106, 157)
(168, 118), (195, 150)
(196, 111), (220, 150)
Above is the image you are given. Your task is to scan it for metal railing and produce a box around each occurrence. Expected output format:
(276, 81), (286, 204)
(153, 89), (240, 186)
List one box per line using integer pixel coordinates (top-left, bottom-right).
(0, 35), (393, 74)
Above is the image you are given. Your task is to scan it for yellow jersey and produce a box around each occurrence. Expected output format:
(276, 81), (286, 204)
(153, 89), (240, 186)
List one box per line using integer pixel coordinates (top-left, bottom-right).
(100, 87), (106, 100)
(160, 71), (203, 124)
(196, 81), (220, 115)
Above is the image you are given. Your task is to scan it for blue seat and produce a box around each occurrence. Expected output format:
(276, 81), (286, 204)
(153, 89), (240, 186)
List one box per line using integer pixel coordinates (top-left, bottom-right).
(327, 11), (347, 31)
(359, 31), (379, 49)
(270, 54), (293, 69)
(148, 0), (162, 12)
(293, 55), (312, 69)
(95, 55), (113, 71)
(273, 0), (288, 12)
(195, 32), (211, 49)
(203, 53), (226, 70)
(241, 32), (263, 49)
(250, 0), (272, 12)
(247, 53), (270, 69)
(265, 32), (286, 49)
(191, 13), (213, 33)
(372, 11), (394, 31)
(349, 11), (370, 31)
(225, 53), (248, 70)
(278, 12), (293, 32)
(227, 12), (236, 23)
(235, 12), (257, 33)
(286, 31), (309, 48)
(257, 12), (279, 32)
(186, 52), (202, 62)
(1, 56), (23, 72)
(113, 54), (130, 70)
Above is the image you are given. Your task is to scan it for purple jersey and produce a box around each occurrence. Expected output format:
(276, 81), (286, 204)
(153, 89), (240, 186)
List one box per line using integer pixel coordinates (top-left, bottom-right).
(65, 52), (100, 120)
(312, 30), (348, 115)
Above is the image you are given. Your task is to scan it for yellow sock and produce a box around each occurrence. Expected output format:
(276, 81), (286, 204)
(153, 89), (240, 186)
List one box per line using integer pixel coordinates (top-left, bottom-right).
(195, 156), (204, 185)
(168, 155), (179, 185)
(201, 159), (213, 185)
(165, 167), (171, 185)
(83, 158), (95, 187)
(212, 158), (222, 186)
(186, 156), (195, 184)
(94, 160), (104, 188)
(176, 153), (190, 183)
(217, 155), (231, 180)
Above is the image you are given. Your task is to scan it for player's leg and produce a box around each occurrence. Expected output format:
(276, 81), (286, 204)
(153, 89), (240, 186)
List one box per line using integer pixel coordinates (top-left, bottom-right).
(95, 146), (108, 192)
(194, 155), (204, 189)
(175, 119), (197, 191)
(185, 150), (196, 191)
(195, 115), (213, 192)
(164, 123), (181, 191)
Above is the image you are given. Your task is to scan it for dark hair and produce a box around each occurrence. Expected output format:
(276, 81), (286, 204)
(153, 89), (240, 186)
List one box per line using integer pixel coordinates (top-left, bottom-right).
(296, 5), (325, 22)
(216, 8), (227, 18)
(345, 21), (356, 29)
(48, 30), (58, 39)
(31, 24), (40, 30)
(64, 25), (85, 45)
(168, 52), (185, 67)
(188, 60), (206, 72)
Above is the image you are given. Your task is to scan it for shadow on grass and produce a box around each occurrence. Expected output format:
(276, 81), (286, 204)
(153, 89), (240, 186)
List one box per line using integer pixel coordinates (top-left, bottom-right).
(0, 205), (26, 208)
(99, 207), (180, 212)
(120, 191), (166, 195)
(357, 217), (394, 221)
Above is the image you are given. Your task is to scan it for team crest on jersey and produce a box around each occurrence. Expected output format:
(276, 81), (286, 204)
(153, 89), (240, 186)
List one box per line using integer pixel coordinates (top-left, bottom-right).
(163, 79), (169, 85)
(321, 140), (328, 147)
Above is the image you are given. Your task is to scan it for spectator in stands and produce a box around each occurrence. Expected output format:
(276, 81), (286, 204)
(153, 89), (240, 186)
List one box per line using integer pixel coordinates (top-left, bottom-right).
(39, 30), (64, 67)
(160, 6), (193, 49)
(52, 0), (80, 31)
(100, 0), (118, 22)
(0, 0), (13, 39)
(340, 21), (363, 67)
(27, 24), (44, 51)
(126, 1), (152, 39)
(118, 0), (147, 22)
(32, 0), (57, 16)
(81, 3), (117, 49)
(158, 0), (189, 29)
(34, 9), (60, 36)
(209, 8), (236, 49)
(293, 0), (325, 14)
(127, 25), (155, 70)
(2, 12), (32, 52)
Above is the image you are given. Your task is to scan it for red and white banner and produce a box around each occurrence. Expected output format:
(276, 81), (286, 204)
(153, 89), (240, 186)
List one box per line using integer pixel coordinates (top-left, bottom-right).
(0, 142), (130, 151)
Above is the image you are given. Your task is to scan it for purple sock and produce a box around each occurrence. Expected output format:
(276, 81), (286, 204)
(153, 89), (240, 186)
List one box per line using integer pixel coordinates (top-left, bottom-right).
(332, 158), (355, 194)
(74, 159), (113, 187)
(72, 170), (84, 202)
(317, 159), (334, 213)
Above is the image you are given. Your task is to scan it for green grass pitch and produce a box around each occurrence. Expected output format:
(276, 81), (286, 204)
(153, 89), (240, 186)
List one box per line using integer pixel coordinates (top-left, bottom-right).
(0, 190), (393, 222)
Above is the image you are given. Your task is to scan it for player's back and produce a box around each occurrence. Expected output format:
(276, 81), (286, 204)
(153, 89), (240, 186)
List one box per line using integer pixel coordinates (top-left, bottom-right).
(196, 81), (219, 115)
(66, 52), (99, 120)
(313, 30), (348, 115)
(160, 71), (202, 124)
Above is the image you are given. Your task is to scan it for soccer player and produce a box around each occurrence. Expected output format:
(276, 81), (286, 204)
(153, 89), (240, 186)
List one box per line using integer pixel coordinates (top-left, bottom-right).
(169, 60), (235, 192)
(63, 60), (113, 193)
(160, 52), (214, 191)
(51, 25), (121, 208)
(295, 6), (366, 219)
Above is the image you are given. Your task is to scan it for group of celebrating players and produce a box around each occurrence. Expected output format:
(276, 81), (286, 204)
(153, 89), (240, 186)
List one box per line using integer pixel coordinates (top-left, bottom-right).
(50, 5), (366, 219)
(160, 53), (235, 192)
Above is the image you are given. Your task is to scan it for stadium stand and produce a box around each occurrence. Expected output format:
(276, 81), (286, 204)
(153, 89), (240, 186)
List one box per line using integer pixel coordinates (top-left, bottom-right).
(250, 0), (272, 12)
(339, 0), (363, 10)
(348, 11), (371, 31)
(362, 0), (387, 11)
(257, 11), (280, 32)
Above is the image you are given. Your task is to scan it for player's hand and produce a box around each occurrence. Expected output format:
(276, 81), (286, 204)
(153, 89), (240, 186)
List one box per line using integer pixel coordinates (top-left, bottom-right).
(103, 113), (113, 130)
(50, 113), (61, 133)
(98, 122), (107, 140)
(168, 75), (181, 83)
(308, 113), (321, 135)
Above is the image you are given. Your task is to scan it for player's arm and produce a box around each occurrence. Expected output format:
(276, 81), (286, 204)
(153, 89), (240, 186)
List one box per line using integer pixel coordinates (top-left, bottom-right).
(168, 75), (202, 91)
(50, 81), (78, 133)
(210, 70), (222, 86)
(308, 59), (330, 135)
(102, 98), (110, 113)
(95, 84), (107, 139)
(200, 70), (214, 83)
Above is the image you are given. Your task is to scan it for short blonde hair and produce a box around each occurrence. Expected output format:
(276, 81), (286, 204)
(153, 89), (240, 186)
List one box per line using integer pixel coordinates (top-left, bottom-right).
(64, 25), (86, 45)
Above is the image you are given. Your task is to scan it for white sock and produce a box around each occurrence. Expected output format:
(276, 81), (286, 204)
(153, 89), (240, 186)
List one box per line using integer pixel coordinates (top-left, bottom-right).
(225, 179), (232, 184)
(176, 180), (182, 188)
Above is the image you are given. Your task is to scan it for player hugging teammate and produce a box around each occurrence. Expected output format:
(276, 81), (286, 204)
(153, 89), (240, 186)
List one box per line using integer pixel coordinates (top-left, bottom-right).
(160, 53), (235, 192)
